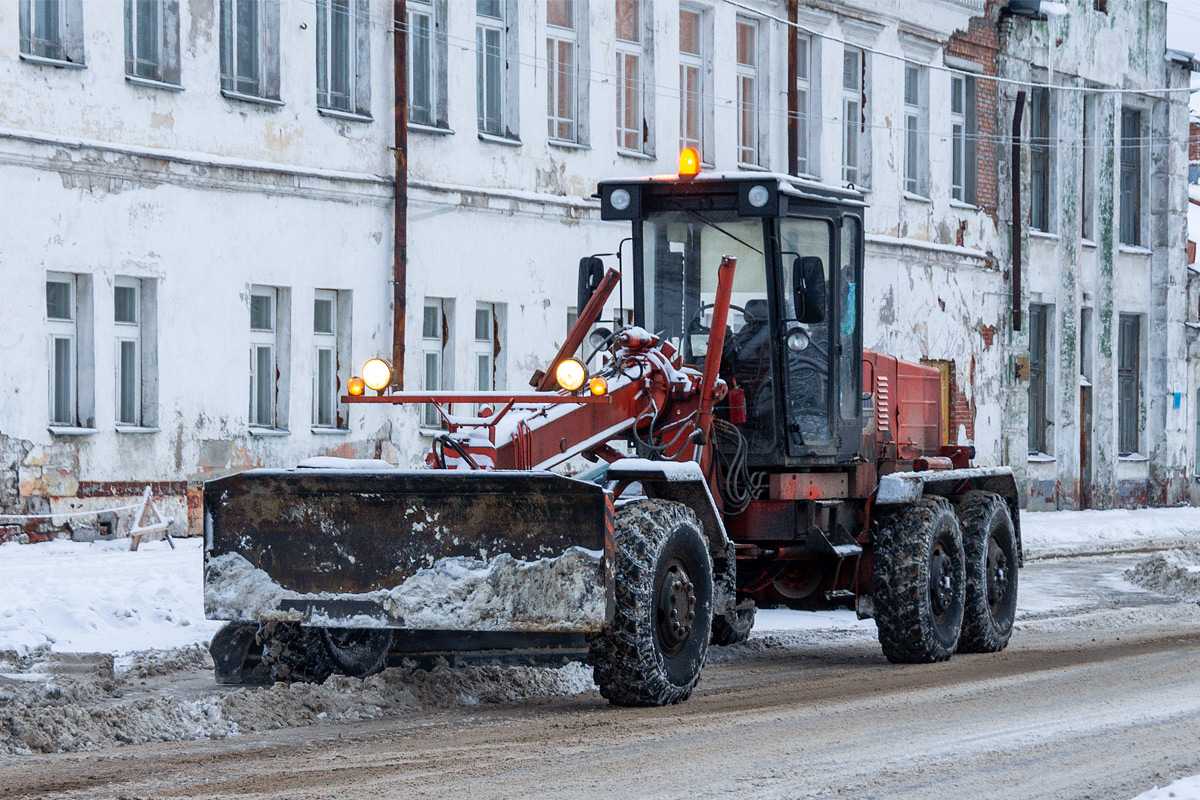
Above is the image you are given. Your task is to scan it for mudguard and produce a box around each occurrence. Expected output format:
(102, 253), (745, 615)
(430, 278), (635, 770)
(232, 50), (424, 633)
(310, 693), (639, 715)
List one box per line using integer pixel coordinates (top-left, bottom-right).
(204, 469), (614, 633)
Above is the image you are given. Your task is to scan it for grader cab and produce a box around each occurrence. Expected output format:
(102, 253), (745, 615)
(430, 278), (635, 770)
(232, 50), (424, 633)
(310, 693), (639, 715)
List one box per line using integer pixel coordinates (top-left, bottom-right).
(204, 157), (1020, 706)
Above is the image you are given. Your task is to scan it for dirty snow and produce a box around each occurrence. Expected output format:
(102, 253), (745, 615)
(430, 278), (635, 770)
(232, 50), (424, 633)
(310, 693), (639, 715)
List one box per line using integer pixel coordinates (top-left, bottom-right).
(0, 537), (222, 655)
(296, 457), (396, 470)
(1125, 546), (1200, 603)
(206, 547), (607, 631)
(0, 647), (594, 755)
(1131, 775), (1200, 800)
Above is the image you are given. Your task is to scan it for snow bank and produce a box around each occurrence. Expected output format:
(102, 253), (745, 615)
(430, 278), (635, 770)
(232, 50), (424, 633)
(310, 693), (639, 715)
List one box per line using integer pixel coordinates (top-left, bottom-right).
(0, 538), (222, 655)
(1131, 775), (1200, 800)
(1125, 546), (1200, 603)
(1021, 506), (1200, 559)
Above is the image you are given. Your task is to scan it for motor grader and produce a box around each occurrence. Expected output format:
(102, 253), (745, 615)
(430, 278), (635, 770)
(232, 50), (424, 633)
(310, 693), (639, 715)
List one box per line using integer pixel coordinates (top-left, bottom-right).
(204, 155), (1020, 706)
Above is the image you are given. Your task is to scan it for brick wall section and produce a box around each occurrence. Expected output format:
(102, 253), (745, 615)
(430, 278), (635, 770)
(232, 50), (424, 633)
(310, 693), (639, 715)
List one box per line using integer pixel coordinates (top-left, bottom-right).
(946, 15), (1001, 219)
(1190, 120), (1200, 166)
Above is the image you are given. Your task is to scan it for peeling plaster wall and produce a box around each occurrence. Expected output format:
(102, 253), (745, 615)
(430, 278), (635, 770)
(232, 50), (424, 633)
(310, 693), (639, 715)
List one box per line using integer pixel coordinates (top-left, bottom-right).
(998, 0), (1192, 510)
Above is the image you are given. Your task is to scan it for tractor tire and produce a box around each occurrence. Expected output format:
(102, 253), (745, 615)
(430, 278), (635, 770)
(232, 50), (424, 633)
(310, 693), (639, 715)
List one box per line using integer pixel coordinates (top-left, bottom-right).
(322, 628), (393, 677)
(261, 623), (334, 684)
(711, 605), (755, 646)
(953, 491), (1018, 653)
(873, 497), (966, 664)
(208, 622), (272, 685)
(588, 499), (714, 707)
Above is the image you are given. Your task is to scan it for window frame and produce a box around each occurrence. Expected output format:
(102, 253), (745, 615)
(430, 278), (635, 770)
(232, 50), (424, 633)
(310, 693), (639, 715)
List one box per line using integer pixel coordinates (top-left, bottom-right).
(421, 298), (452, 429)
(1118, 313), (1141, 456)
(1119, 107), (1145, 247)
(312, 289), (342, 429)
(735, 15), (764, 168)
(795, 32), (816, 177)
(249, 286), (279, 429)
(841, 45), (867, 187)
(902, 63), (929, 197)
(47, 273), (78, 427)
(220, 0), (280, 102)
(114, 277), (143, 428)
(1027, 302), (1050, 455)
(615, 0), (652, 156)
(546, 0), (586, 145)
(1029, 85), (1053, 232)
(678, 5), (711, 164)
(476, 0), (518, 139)
(125, 0), (163, 80)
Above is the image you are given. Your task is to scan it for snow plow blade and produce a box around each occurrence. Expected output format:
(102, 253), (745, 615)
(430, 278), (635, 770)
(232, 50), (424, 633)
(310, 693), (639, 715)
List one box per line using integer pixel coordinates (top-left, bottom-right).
(204, 469), (613, 633)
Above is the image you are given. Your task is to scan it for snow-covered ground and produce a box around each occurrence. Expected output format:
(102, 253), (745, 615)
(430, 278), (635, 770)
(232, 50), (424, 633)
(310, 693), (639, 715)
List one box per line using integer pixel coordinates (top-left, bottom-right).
(3, 504), (1200, 656)
(1132, 775), (1200, 800)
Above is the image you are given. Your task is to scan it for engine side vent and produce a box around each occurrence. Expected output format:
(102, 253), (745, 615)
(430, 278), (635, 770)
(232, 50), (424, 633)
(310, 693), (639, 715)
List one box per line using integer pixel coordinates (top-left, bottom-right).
(876, 375), (890, 433)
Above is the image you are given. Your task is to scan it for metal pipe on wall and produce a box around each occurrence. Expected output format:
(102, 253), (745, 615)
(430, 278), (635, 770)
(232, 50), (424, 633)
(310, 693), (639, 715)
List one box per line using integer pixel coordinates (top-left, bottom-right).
(1011, 90), (1026, 333)
(392, 0), (409, 387)
(786, 0), (799, 177)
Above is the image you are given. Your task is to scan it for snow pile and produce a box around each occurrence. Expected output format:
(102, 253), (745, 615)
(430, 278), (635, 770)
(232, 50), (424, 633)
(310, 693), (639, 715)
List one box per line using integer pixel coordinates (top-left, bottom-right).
(1130, 775), (1200, 800)
(0, 537), (223, 655)
(0, 647), (594, 755)
(1021, 507), (1200, 559)
(1125, 546), (1200, 603)
(206, 547), (607, 632)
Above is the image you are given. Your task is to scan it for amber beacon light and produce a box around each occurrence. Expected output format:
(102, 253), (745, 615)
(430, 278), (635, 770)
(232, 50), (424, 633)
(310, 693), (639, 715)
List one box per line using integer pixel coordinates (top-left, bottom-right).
(678, 147), (701, 177)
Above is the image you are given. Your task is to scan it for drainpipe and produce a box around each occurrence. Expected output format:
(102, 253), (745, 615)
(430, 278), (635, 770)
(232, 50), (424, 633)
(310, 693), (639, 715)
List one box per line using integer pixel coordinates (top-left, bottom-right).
(786, 0), (799, 177)
(1011, 90), (1025, 332)
(392, 0), (408, 387)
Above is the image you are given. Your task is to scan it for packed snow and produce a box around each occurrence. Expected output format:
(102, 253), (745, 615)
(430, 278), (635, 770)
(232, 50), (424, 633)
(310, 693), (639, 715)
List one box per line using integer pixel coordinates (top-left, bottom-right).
(1020, 506), (1200, 559)
(1125, 546), (1200, 603)
(1131, 775), (1200, 800)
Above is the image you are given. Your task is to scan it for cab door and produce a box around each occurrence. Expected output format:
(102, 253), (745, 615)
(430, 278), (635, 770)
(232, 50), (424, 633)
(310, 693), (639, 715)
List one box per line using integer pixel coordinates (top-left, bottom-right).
(834, 215), (864, 462)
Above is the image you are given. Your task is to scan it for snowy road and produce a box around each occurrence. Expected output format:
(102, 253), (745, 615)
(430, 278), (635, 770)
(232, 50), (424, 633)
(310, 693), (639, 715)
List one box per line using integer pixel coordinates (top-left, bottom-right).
(3, 551), (1200, 799)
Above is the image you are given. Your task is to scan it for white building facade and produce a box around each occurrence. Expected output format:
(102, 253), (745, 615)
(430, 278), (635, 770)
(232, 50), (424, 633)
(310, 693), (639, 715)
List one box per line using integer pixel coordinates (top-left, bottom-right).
(0, 0), (1192, 540)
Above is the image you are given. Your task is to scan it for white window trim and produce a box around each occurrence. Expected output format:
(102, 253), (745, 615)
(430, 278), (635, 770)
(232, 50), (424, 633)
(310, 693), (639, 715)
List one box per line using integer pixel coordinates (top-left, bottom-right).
(114, 277), (142, 428)
(795, 32), (816, 177)
(317, 0), (355, 113)
(902, 64), (928, 198)
(735, 16), (764, 168)
(950, 74), (966, 202)
(546, 3), (581, 144)
(615, 0), (651, 156)
(312, 289), (340, 429)
(678, 5), (710, 164)
(249, 286), (278, 430)
(476, 2), (513, 138)
(125, 0), (164, 81)
(47, 273), (78, 427)
(421, 298), (451, 429)
(408, 0), (435, 126)
(841, 46), (866, 187)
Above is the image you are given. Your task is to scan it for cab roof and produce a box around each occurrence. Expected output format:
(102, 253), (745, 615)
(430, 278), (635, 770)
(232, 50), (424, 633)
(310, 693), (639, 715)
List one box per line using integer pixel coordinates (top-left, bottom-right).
(595, 170), (867, 208)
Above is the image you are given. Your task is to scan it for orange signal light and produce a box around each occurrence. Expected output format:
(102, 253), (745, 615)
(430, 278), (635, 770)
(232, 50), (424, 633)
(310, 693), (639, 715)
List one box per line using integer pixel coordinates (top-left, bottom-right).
(678, 147), (701, 177)
(347, 376), (365, 396)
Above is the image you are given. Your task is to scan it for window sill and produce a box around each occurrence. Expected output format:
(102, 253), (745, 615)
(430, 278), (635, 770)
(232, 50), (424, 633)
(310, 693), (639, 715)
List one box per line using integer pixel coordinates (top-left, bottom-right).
(115, 426), (160, 434)
(419, 427), (448, 437)
(409, 122), (454, 135)
(478, 132), (522, 147)
(19, 53), (86, 69)
(1027, 453), (1056, 463)
(248, 427), (290, 437)
(1028, 229), (1060, 241)
(737, 163), (770, 172)
(617, 149), (655, 161)
(221, 89), (284, 108)
(949, 199), (979, 211)
(903, 191), (933, 204)
(1081, 237), (1098, 249)
(311, 427), (351, 435)
(125, 75), (184, 92)
(48, 426), (98, 436)
(1119, 244), (1152, 256)
(318, 107), (373, 123)
(1119, 453), (1149, 462)
(548, 139), (590, 151)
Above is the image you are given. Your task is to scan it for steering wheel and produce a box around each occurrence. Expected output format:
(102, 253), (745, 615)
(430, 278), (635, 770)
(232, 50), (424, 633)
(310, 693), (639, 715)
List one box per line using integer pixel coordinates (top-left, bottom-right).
(687, 302), (748, 335)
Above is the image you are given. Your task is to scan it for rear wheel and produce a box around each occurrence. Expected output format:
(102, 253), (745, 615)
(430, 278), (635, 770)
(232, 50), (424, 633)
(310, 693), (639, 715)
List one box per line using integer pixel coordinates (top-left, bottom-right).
(261, 623), (334, 684)
(953, 492), (1018, 653)
(711, 604), (755, 646)
(588, 500), (713, 706)
(873, 497), (966, 663)
(322, 628), (393, 677)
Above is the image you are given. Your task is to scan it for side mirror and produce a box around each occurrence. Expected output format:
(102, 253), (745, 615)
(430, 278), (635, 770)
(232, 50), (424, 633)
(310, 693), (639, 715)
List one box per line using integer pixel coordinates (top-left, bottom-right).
(792, 256), (827, 325)
(577, 256), (605, 314)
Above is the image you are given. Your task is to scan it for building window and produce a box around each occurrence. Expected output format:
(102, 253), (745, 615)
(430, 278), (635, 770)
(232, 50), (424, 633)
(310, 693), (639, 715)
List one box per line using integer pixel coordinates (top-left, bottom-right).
(47, 275), (77, 426)
(903, 64), (928, 196)
(679, 6), (709, 162)
(422, 299), (452, 428)
(795, 33), (815, 176)
(20, 0), (84, 65)
(474, 302), (505, 394)
(1118, 313), (1141, 456)
(842, 46), (867, 187)
(1030, 86), (1052, 232)
(477, 0), (518, 138)
(1081, 94), (1096, 239)
(1120, 108), (1144, 247)
(312, 289), (350, 429)
(220, 0), (280, 101)
(124, 0), (180, 84)
(114, 277), (154, 428)
(317, 0), (370, 116)
(546, 0), (587, 144)
(1027, 303), (1049, 455)
(616, 0), (652, 155)
(249, 286), (288, 430)
(735, 17), (763, 167)
(408, 0), (447, 128)
(950, 74), (977, 204)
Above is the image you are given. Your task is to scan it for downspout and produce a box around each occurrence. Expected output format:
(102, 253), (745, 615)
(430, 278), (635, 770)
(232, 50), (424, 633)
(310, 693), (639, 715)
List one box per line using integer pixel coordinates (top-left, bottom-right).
(786, 0), (799, 177)
(392, 0), (409, 387)
(1011, 90), (1026, 332)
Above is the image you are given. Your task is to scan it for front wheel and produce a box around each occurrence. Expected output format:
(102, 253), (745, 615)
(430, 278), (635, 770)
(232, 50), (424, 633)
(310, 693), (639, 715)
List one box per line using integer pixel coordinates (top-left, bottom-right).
(873, 497), (966, 664)
(588, 500), (714, 706)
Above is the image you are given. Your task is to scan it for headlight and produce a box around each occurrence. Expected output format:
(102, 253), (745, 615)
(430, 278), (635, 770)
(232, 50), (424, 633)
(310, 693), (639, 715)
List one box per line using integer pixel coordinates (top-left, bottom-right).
(786, 328), (811, 353)
(747, 184), (770, 208)
(610, 188), (631, 211)
(555, 358), (588, 392)
(362, 358), (392, 391)
(347, 376), (365, 396)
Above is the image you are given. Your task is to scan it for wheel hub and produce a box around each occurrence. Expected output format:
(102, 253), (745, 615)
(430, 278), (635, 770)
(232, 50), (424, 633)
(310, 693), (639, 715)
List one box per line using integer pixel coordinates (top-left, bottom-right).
(929, 543), (953, 621)
(656, 557), (697, 657)
(987, 538), (1010, 613)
